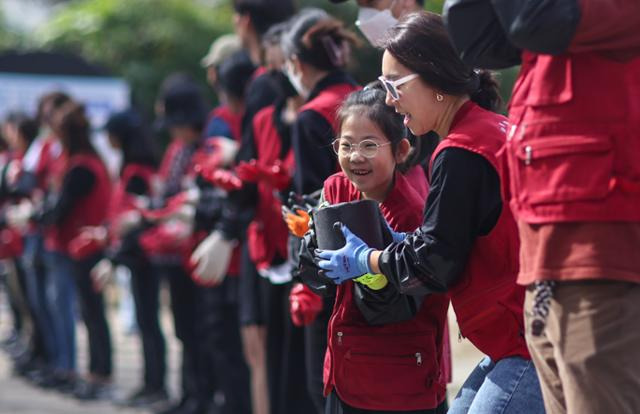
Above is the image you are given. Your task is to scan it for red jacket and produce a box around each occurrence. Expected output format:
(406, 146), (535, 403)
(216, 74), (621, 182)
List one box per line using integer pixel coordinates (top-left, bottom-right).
(433, 101), (529, 362)
(45, 153), (112, 255)
(322, 172), (449, 411)
(246, 105), (293, 270)
(506, 51), (640, 224)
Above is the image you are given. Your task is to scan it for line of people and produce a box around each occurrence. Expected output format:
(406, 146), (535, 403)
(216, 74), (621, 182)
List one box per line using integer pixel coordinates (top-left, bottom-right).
(1, 0), (639, 414)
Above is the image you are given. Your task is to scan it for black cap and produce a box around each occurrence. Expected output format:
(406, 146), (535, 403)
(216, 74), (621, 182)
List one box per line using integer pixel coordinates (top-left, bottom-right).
(157, 79), (208, 129)
(105, 109), (142, 138)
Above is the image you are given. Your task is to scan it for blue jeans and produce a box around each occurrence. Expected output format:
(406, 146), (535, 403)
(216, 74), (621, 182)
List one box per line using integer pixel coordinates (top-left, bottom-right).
(44, 250), (77, 373)
(448, 356), (544, 414)
(21, 234), (57, 364)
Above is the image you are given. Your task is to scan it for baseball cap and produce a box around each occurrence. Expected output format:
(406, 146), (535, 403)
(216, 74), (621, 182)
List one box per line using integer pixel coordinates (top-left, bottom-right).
(200, 34), (242, 68)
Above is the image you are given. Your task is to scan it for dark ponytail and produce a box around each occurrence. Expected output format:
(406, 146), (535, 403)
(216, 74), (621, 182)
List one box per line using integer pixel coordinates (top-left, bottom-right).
(383, 11), (502, 112)
(281, 8), (360, 71)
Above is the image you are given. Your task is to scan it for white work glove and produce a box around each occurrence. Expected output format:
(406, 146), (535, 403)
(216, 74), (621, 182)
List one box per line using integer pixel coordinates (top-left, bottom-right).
(91, 258), (114, 292)
(6, 200), (33, 231)
(184, 187), (200, 205)
(190, 231), (235, 286)
(115, 210), (142, 237)
(167, 204), (196, 225)
(215, 137), (240, 167)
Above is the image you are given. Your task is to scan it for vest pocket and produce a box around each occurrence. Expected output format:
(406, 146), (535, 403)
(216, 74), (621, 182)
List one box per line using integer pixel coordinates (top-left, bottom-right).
(511, 134), (614, 205)
(335, 332), (438, 403)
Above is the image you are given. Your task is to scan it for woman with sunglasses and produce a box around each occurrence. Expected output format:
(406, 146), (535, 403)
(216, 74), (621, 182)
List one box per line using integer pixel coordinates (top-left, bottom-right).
(315, 11), (544, 414)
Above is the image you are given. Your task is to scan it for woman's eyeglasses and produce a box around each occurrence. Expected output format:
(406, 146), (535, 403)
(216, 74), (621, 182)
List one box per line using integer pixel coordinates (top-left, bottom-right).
(378, 73), (419, 101)
(332, 138), (392, 159)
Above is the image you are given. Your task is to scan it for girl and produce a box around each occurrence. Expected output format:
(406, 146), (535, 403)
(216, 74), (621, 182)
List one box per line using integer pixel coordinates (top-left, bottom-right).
(316, 12), (544, 414)
(316, 86), (449, 413)
(44, 101), (113, 399)
(281, 8), (360, 412)
(90, 109), (167, 406)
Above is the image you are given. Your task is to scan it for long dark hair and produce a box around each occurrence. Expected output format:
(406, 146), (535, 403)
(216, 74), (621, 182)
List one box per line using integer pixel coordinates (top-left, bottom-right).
(383, 12), (501, 112)
(51, 101), (97, 156)
(281, 8), (359, 71)
(336, 83), (414, 173)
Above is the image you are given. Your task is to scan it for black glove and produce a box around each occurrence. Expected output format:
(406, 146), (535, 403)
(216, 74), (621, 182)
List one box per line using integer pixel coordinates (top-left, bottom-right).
(292, 229), (335, 297)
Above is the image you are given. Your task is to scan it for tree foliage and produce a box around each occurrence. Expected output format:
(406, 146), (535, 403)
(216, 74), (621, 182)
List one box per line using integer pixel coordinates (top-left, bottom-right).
(39, 0), (233, 116)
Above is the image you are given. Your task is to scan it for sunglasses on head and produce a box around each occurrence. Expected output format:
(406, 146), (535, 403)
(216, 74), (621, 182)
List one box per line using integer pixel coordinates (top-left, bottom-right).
(378, 73), (419, 101)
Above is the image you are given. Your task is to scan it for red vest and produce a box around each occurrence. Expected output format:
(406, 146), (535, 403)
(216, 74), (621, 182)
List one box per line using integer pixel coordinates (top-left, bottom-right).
(45, 153), (112, 255)
(207, 105), (242, 142)
(432, 102), (529, 362)
(322, 172), (449, 411)
(299, 83), (360, 131)
(506, 51), (640, 224)
(246, 105), (293, 270)
(108, 163), (155, 246)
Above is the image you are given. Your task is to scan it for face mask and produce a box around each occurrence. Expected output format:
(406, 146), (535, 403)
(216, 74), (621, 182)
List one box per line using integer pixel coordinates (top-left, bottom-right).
(356, 7), (398, 47)
(285, 62), (309, 99)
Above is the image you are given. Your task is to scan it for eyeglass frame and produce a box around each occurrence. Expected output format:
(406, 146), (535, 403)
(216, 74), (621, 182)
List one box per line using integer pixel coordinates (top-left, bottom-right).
(378, 73), (419, 101)
(331, 138), (393, 159)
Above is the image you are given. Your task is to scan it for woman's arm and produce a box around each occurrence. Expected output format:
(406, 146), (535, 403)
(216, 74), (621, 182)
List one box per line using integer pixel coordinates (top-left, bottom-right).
(376, 147), (502, 296)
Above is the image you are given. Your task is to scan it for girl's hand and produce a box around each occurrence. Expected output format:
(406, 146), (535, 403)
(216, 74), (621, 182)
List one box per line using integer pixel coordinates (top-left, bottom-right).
(315, 223), (373, 284)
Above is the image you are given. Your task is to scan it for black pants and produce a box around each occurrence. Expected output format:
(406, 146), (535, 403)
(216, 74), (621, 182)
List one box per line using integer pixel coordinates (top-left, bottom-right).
(163, 264), (207, 401)
(197, 277), (251, 414)
(75, 255), (113, 377)
(129, 258), (166, 390)
(305, 296), (333, 414)
(325, 391), (448, 414)
(267, 282), (317, 414)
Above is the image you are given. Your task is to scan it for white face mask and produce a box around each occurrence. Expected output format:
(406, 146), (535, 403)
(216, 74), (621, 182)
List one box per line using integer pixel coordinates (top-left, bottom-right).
(285, 61), (309, 99)
(356, 7), (398, 47)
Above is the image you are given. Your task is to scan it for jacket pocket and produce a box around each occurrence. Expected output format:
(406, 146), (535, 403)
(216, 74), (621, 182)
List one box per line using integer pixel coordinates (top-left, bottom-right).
(509, 134), (614, 206)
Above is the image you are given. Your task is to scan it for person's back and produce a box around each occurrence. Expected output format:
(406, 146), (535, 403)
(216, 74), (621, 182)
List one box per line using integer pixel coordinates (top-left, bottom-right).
(444, 1), (640, 413)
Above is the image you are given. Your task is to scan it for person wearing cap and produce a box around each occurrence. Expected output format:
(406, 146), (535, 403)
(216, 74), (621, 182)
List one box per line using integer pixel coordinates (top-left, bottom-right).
(329, 0), (424, 46)
(152, 75), (251, 414)
(201, 33), (242, 87)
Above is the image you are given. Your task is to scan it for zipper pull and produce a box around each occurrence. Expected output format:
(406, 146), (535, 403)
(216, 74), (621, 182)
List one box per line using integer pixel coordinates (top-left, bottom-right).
(458, 330), (463, 343)
(524, 145), (533, 165)
(415, 352), (422, 366)
(337, 331), (343, 345)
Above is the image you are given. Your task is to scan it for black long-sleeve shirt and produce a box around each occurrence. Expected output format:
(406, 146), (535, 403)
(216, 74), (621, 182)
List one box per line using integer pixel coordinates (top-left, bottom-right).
(41, 165), (95, 226)
(378, 147), (502, 296)
(292, 71), (358, 195)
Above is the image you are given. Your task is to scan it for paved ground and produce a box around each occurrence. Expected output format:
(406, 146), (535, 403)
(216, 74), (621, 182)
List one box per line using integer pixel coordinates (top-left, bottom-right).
(0, 287), (483, 413)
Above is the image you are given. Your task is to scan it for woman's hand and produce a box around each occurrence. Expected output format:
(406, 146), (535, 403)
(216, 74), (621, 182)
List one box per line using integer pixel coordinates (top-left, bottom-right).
(315, 223), (374, 284)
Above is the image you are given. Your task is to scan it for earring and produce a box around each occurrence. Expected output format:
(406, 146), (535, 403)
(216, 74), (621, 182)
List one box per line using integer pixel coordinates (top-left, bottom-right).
(436, 93), (444, 102)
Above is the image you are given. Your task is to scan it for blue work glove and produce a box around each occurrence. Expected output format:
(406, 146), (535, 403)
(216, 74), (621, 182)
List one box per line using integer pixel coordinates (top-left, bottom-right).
(315, 222), (374, 284)
(384, 218), (407, 244)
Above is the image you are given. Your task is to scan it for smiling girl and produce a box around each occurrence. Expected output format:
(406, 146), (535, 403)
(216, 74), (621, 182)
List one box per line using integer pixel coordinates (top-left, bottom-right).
(320, 86), (449, 414)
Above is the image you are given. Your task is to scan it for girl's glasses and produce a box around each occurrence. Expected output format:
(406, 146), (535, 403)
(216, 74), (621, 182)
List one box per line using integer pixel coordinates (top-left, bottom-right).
(378, 73), (419, 101)
(332, 138), (392, 159)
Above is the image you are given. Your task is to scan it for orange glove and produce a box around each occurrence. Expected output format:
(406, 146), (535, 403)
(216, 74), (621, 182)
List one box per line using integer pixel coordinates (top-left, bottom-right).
(284, 208), (310, 237)
(289, 283), (323, 327)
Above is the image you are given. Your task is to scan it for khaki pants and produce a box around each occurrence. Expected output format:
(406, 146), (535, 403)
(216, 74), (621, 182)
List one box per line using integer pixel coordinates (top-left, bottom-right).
(524, 280), (640, 414)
